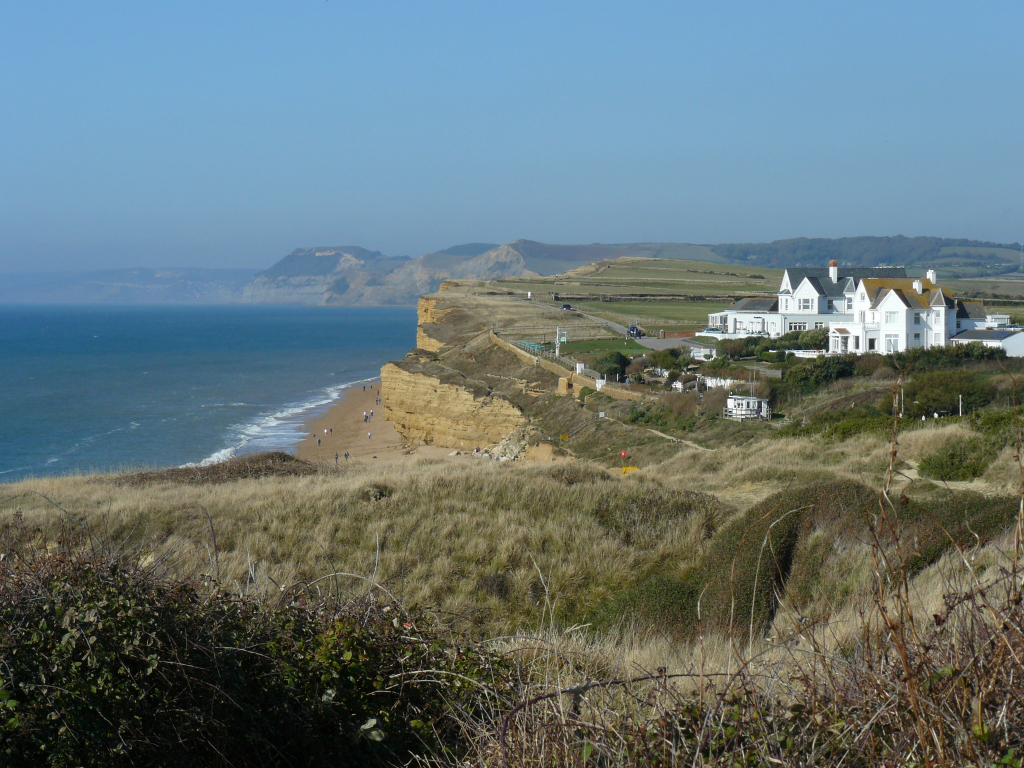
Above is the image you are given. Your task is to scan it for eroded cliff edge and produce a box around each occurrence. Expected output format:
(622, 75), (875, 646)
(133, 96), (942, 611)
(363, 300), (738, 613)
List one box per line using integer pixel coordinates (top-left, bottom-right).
(381, 283), (562, 449)
(380, 361), (526, 448)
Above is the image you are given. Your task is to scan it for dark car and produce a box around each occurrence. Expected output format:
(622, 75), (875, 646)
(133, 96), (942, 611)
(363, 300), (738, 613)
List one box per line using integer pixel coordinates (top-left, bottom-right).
(627, 325), (643, 339)
(560, 303), (572, 310)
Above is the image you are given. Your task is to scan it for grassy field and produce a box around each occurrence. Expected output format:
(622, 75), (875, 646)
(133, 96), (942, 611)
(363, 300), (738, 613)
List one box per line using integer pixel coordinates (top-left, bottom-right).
(502, 258), (781, 298)
(556, 338), (648, 355)
(574, 299), (729, 329)
(494, 258), (779, 333)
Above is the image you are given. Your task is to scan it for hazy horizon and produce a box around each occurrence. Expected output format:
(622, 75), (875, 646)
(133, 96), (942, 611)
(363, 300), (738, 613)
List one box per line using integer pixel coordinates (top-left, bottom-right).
(2, 2), (1021, 274)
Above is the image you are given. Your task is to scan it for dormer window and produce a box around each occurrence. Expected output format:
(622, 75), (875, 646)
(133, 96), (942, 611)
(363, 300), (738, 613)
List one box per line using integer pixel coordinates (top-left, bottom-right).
(799, 298), (813, 310)
(846, 298), (853, 311)
(860, 293), (866, 301)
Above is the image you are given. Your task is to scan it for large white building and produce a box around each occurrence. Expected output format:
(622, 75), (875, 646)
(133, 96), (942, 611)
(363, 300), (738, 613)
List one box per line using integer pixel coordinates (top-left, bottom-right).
(707, 260), (991, 354)
(707, 262), (908, 338)
(827, 273), (986, 353)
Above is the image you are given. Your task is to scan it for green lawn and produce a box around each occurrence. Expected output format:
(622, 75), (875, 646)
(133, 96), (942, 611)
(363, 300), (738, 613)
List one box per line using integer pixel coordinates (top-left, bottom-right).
(558, 339), (649, 356)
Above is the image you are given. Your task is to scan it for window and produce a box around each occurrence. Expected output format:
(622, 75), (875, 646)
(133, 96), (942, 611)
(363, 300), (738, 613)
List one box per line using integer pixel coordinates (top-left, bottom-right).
(846, 298), (853, 311)
(826, 300), (835, 311)
(868, 338), (876, 351)
(914, 313), (921, 325)
(885, 311), (899, 325)
(788, 322), (807, 332)
(885, 334), (900, 353)
(784, 300), (789, 311)
(814, 322), (824, 329)
(914, 332), (921, 343)
(956, 320), (961, 329)
(860, 293), (866, 301)
(854, 337), (860, 350)
(799, 298), (813, 310)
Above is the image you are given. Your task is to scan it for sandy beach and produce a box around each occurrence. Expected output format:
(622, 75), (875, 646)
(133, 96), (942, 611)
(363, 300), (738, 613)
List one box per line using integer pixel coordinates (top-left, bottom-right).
(295, 380), (451, 466)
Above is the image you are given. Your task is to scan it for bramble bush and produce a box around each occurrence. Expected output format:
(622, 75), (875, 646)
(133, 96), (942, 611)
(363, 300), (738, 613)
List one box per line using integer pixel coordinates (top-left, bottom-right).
(0, 528), (510, 768)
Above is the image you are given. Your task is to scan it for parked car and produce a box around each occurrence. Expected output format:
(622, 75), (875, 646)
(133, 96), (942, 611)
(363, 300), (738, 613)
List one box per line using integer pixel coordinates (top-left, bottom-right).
(560, 303), (572, 310)
(627, 325), (643, 339)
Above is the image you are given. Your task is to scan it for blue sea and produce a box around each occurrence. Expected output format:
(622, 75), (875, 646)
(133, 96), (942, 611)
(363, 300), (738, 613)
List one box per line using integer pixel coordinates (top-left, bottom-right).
(0, 305), (417, 482)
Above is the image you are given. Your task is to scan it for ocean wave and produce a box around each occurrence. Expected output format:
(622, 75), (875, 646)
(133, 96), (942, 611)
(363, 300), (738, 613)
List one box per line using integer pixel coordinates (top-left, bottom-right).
(181, 376), (377, 467)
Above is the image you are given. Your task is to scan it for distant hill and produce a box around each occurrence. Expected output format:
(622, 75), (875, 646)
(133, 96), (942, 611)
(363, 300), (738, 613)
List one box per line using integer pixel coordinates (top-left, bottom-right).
(710, 236), (1023, 277)
(242, 240), (734, 306)
(0, 268), (257, 304)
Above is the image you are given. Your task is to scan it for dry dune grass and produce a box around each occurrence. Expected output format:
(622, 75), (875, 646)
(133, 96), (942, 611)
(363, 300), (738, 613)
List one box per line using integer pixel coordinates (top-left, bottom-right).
(1, 459), (724, 637)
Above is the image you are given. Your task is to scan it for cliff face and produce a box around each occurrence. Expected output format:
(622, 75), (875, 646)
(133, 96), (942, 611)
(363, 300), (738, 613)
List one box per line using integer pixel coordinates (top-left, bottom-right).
(380, 362), (525, 449)
(416, 297), (453, 352)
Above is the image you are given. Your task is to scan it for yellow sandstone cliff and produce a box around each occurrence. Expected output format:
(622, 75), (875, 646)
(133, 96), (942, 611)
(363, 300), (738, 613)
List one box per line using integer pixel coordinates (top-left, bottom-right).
(415, 296), (453, 352)
(380, 362), (526, 449)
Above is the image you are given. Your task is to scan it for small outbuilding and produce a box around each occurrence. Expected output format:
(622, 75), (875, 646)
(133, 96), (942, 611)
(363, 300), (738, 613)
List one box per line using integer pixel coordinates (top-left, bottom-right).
(723, 395), (771, 421)
(950, 329), (1024, 357)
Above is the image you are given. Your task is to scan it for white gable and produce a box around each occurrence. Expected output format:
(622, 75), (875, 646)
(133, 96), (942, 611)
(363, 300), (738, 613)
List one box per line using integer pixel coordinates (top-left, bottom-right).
(876, 290), (910, 312)
(793, 279), (822, 298)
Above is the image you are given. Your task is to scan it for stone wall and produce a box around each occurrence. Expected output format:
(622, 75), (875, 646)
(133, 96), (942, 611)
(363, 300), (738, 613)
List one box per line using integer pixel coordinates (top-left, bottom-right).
(488, 331), (645, 402)
(380, 362), (526, 449)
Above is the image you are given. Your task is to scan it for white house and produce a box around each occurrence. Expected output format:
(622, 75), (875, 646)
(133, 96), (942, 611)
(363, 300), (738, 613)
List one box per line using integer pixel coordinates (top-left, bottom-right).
(827, 271), (986, 354)
(707, 261), (908, 339)
(723, 395), (771, 421)
(951, 329), (1024, 357)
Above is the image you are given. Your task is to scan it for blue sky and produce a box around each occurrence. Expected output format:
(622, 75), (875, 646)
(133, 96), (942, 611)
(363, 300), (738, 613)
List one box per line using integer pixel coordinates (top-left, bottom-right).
(1, 1), (1021, 272)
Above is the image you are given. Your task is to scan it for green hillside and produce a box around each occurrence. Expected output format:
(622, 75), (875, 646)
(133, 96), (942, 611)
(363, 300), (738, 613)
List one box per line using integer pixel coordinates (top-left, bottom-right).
(710, 235), (1023, 276)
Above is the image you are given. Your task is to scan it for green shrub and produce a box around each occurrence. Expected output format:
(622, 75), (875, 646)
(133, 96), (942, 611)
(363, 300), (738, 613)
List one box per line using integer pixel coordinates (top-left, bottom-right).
(593, 351), (630, 380)
(903, 370), (995, 418)
(887, 342), (1006, 372)
(918, 436), (996, 481)
(781, 354), (857, 395)
(590, 571), (705, 638)
(0, 547), (508, 768)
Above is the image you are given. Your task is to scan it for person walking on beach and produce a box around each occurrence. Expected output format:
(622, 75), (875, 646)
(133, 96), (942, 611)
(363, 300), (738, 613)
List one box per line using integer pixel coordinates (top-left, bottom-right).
(329, 428), (332, 436)
(334, 452), (338, 465)
(317, 437), (321, 446)
(367, 431), (371, 440)
(344, 451), (349, 461)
